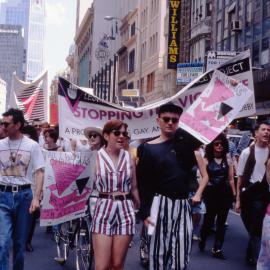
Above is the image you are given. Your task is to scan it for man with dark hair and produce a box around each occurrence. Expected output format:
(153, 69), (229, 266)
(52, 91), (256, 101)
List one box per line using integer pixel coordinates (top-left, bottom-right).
(32, 118), (44, 147)
(0, 108), (45, 270)
(236, 121), (270, 265)
(137, 103), (208, 270)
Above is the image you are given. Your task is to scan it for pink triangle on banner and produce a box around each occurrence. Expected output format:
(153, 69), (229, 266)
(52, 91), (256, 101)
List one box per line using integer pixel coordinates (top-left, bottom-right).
(201, 79), (234, 108)
(20, 90), (40, 119)
(50, 160), (85, 195)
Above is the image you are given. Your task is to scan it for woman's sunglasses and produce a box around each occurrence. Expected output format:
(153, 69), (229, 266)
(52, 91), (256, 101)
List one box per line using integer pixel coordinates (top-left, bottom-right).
(88, 133), (98, 139)
(213, 141), (223, 147)
(111, 130), (129, 137)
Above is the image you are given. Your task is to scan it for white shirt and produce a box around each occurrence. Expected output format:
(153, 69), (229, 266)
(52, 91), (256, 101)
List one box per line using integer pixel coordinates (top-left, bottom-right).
(0, 136), (45, 185)
(57, 137), (71, 152)
(237, 145), (269, 183)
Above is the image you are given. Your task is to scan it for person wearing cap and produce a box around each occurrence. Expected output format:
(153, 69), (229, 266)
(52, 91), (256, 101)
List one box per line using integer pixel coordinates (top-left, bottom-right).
(70, 127), (103, 153)
(84, 126), (104, 151)
(137, 103), (208, 270)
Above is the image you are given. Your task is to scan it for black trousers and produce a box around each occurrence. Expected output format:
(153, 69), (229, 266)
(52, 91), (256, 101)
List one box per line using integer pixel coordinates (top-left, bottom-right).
(240, 199), (266, 261)
(200, 185), (232, 250)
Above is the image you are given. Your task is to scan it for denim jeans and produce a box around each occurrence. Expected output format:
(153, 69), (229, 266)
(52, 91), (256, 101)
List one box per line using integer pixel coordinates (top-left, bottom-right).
(0, 188), (33, 270)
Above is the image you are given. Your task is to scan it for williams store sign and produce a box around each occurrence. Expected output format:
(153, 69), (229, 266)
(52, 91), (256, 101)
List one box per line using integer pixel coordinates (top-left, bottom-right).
(167, 0), (181, 69)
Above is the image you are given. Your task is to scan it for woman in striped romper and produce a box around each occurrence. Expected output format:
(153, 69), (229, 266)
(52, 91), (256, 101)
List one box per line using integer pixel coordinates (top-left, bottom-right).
(91, 120), (140, 270)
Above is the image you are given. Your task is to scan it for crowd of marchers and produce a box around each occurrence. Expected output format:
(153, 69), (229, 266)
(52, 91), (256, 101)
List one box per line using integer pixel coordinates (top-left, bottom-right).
(0, 105), (269, 270)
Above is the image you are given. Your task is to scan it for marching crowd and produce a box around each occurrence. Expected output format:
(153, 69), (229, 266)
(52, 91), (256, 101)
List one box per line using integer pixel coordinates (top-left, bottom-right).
(0, 105), (269, 270)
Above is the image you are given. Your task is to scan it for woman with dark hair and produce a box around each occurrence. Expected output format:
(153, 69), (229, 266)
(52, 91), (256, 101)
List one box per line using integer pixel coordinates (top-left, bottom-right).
(199, 133), (236, 259)
(43, 129), (62, 151)
(91, 120), (140, 270)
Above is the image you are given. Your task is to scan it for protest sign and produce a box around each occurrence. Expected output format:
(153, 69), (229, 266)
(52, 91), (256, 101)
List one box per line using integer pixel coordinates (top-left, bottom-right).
(40, 151), (96, 226)
(58, 51), (255, 141)
(179, 70), (253, 144)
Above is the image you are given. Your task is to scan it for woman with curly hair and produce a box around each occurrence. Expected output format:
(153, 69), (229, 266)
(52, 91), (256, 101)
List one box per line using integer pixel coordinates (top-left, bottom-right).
(199, 133), (236, 259)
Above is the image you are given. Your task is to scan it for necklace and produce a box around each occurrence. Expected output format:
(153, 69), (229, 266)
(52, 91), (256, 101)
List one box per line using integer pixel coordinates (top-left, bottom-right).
(8, 137), (23, 165)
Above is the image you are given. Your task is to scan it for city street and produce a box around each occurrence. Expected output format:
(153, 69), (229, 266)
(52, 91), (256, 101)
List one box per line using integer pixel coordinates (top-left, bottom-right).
(24, 211), (253, 270)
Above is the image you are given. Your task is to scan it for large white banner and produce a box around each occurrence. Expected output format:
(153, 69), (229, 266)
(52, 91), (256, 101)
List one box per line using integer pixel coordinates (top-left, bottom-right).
(58, 51), (255, 140)
(180, 70), (253, 144)
(40, 151), (96, 226)
(10, 70), (49, 122)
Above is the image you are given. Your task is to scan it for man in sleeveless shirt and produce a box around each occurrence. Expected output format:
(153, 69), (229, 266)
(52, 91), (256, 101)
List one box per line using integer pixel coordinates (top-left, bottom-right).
(137, 103), (208, 270)
(236, 121), (270, 266)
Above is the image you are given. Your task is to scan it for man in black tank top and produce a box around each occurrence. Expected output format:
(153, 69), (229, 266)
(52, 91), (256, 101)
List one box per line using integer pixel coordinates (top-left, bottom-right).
(137, 103), (208, 270)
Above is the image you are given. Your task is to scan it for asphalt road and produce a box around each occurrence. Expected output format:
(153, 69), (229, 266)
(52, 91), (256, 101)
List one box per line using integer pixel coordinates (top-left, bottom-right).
(21, 211), (254, 270)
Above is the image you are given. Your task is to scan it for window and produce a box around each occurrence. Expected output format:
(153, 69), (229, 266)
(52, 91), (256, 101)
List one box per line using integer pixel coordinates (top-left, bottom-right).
(263, 17), (270, 36)
(127, 81), (134, 89)
(252, 41), (260, 66)
(146, 72), (155, 93)
(128, 49), (135, 73)
(217, 21), (222, 43)
(206, 3), (212, 17)
(130, 22), (136, 37)
(263, 0), (270, 18)
(245, 2), (252, 27)
(253, 23), (261, 41)
(261, 37), (269, 66)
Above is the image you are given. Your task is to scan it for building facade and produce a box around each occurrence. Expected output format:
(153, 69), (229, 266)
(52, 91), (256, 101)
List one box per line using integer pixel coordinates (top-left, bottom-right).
(74, 6), (94, 87)
(0, 0), (45, 81)
(0, 78), (7, 114)
(189, 0), (212, 62)
(211, 0), (270, 116)
(0, 24), (24, 105)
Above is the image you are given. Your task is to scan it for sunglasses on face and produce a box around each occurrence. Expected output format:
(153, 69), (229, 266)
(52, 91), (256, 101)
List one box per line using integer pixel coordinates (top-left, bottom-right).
(111, 130), (129, 137)
(1, 122), (11, 128)
(89, 133), (98, 139)
(161, 117), (179, 124)
(213, 141), (223, 147)
(34, 125), (42, 128)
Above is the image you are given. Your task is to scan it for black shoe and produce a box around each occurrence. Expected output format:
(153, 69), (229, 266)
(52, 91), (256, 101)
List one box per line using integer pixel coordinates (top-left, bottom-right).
(198, 239), (205, 251)
(246, 257), (256, 266)
(26, 243), (34, 252)
(211, 248), (226, 260)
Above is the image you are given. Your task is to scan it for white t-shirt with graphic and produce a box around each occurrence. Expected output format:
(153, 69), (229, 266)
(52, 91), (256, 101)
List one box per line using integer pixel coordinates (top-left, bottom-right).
(237, 145), (269, 183)
(0, 135), (45, 185)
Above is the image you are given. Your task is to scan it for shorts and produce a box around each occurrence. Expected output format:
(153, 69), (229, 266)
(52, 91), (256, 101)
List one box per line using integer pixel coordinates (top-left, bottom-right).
(91, 198), (135, 236)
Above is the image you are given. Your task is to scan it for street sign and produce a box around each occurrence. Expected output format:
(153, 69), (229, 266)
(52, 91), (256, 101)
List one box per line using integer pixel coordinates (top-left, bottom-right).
(207, 51), (237, 71)
(177, 62), (204, 84)
(121, 89), (139, 97)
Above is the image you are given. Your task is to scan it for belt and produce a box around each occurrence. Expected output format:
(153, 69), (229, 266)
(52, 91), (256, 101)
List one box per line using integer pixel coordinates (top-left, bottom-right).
(99, 193), (132, 201)
(0, 184), (31, 193)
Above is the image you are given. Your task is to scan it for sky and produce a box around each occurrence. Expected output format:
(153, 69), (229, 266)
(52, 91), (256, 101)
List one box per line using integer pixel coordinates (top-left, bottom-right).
(45, 0), (76, 83)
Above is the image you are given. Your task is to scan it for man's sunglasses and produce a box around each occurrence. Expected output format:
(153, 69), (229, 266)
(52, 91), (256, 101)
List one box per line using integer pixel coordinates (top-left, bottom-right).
(34, 125), (42, 128)
(88, 133), (98, 139)
(161, 117), (179, 124)
(111, 130), (129, 137)
(1, 122), (11, 128)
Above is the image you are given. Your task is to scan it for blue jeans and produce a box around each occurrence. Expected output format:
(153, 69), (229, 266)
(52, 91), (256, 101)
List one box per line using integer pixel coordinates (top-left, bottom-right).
(0, 189), (33, 270)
